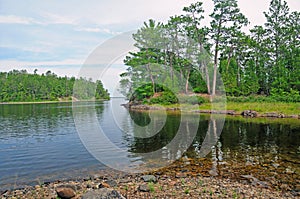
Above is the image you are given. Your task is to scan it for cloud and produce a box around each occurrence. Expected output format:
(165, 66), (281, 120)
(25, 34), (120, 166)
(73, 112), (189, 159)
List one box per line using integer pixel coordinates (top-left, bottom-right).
(40, 12), (78, 25)
(0, 15), (38, 24)
(75, 27), (122, 35)
(0, 58), (84, 68)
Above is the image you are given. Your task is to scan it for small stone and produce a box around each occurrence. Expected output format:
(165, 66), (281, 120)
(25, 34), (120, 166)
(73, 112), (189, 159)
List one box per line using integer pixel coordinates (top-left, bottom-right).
(285, 167), (295, 174)
(105, 180), (117, 187)
(92, 174), (101, 180)
(98, 182), (110, 188)
(56, 185), (76, 199)
(169, 181), (177, 186)
(175, 173), (187, 178)
(257, 181), (269, 188)
(295, 184), (300, 191)
(280, 184), (290, 190)
(86, 184), (92, 188)
(139, 184), (150, 192)
(272, 163), (280, 168)
(209, 170), (219, 177)
(81, 188), (125, 199)
(141, 175), (157, 183)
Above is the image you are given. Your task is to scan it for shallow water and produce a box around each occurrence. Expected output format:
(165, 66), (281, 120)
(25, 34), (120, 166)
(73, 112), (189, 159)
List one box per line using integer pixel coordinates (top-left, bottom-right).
(0, 99), (299, 190)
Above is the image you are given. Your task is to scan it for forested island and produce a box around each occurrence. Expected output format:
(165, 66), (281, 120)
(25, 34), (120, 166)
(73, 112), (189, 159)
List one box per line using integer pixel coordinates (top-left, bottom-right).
(0, 69), (110, 103)
(119, 0), (300, 106)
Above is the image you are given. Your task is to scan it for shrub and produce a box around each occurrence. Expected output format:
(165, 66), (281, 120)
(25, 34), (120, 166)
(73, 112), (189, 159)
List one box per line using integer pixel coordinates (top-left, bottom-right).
(149, 91), (178, 105)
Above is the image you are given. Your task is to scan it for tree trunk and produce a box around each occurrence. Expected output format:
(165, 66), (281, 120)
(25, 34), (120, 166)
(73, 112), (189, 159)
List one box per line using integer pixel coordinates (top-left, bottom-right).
(146, 63), (156, 94)
(226, 46), (234, 73)
(212, 22), (221, 96)
(185, 69), (191, 94)
(204, 61), (211, 94)
(212, 48), (218, 96)
(237, 58), (240, 88)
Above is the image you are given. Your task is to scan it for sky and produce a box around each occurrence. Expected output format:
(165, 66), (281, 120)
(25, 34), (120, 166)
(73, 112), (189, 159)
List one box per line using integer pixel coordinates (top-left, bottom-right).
(0, 0), (299, 94)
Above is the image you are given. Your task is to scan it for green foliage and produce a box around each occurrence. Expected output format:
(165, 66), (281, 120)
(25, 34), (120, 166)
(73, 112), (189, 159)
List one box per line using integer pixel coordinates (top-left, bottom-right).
(0, 70), (109, 102)
(119, 0), (299, 103)
(178, 95), (208, 105)
(184, 189), (190, 194)
(149, 91), (178, 105)
(270, 88), (300, 102)
(130, 83), (155, 101)
(227, 91), (300, 103)
(148, 182), (155, 193)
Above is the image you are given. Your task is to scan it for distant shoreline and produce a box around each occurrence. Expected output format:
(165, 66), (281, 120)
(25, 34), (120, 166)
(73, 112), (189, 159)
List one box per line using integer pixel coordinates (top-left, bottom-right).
(0, 99), (109, 105)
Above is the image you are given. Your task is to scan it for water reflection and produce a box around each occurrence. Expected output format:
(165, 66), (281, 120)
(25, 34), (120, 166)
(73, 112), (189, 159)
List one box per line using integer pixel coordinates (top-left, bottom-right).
(0, 100), (299, 190)
(125, 108), (299, 181)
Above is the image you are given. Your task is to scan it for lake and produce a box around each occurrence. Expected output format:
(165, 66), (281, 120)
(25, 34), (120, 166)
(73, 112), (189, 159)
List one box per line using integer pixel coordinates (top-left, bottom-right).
(0, 98), (299, 191)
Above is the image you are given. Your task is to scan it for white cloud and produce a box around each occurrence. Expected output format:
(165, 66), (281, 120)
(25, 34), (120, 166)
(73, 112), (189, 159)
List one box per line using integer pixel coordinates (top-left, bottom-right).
(75, 27), (122, 35)
(0, 15), (38, 24)
(0, 58), (84, 68)
(40, 12), (78, 25)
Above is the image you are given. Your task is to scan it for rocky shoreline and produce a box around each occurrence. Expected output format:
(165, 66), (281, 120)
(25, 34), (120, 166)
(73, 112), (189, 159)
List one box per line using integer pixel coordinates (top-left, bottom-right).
(122, 103), (300, 119)
(1, 159), (299, 199)
(1, 173), (298, 199)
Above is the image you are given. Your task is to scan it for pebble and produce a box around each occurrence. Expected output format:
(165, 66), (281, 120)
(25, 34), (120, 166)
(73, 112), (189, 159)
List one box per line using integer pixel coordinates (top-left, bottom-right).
(82, 188), (125, 199)
(138, 184), (150, 192)
(141, 175), (157, 183)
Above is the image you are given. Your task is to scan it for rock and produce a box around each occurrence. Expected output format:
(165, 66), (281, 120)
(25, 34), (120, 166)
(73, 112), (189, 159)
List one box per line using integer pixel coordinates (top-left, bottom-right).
(86, 184), (92, 189)
(98, 182), (110, 188)
(0, 190), (8, 195)
(256, 180), (269, 188)
(118, 178), (132, 183)
(280, 184), (290, 190)
(285, 167), (295, 174)
(265, 112), (279, 118)
(226, 110), (236, 115)
(241, 110), (258, 118)
(241, 174), (257, 181)
(290, 115), (298, 118)
(91, 174), (101, 180)
(272, 163), (280, 168)
(141, 175), (157, 183)
(56, 185), (76, 199)
(166, 107), (179, 111)
(175, 173), (187, 178)
(81, 188), (125, 199)
(104, 180), (117, 187)
(138, 184), (150, 192)
(240, 175), (268, 188)
(209, 170), (219, 177)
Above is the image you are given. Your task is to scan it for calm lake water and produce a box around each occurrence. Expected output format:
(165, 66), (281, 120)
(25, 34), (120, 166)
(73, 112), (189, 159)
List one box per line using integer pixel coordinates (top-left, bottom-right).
(0, 99), (299, 190)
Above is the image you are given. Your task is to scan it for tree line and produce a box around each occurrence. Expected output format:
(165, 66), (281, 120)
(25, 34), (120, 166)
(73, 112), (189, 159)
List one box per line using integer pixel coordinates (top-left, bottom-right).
(0, 69), (110, 102)
(119, 0), (300, 103)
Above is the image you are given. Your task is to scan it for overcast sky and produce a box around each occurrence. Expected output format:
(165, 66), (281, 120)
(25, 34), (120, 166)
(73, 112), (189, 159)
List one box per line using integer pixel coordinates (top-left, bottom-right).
(0, 0), (299, 94)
